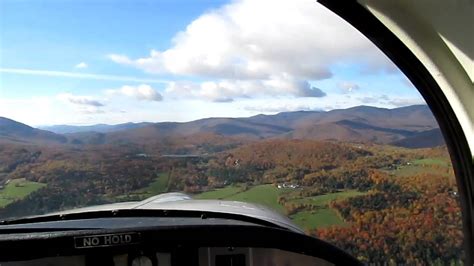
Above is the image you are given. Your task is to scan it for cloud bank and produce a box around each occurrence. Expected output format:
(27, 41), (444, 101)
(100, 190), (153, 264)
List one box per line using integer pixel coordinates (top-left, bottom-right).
(57, 93), (106, 114)
(165, 75), (325, 102)
(338, 81), (361, 93)
(57, 93), (104, 107)
(0, 68), (169, 84)
(106, 84), (163, 101)
(109, 0), (395, 102)
(74, 62), (88, 69)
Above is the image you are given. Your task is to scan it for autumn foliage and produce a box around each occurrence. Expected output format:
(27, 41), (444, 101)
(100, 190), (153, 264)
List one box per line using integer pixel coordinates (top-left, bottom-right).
(0, 138), (464, 264)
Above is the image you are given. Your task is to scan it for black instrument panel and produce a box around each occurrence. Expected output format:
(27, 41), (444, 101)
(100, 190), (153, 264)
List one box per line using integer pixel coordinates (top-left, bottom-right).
(0, 217), (361, 265)
(1, 247), (335, 266)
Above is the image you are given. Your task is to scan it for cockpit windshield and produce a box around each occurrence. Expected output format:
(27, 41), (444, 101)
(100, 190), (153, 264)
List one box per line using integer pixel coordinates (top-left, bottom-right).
(0, 0), (464, 264)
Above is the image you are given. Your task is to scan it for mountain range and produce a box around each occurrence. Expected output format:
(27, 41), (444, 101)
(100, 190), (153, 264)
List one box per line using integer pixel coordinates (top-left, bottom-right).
(1, 105), (444, 148)
(0, 117), (67, 144)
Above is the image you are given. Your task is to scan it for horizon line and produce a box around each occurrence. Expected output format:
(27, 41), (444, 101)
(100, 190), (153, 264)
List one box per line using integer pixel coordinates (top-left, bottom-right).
(30, 103), (428, 128)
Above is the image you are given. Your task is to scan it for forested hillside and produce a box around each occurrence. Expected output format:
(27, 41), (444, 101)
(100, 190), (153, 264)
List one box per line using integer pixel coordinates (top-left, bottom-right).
(0, 106), (463, 264)
(32, 105), (443, 147)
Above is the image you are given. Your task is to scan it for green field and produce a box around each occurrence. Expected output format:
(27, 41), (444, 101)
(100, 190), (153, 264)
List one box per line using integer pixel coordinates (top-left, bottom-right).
(0, 178), (46, 207)
(389, 165), (426, 177)
(194, 185), (244, 199)
(289, 190), (366, 206)
(225, 184), (288, 213)
(116, 172), (169, 200)
(389, 157), (451, 177)
(139, 172), (170, 196)
(195, 185), (364, 230)
(291, 209), (345, 229)
(288, 190), (366, 229)
(196, 184), (287, 212)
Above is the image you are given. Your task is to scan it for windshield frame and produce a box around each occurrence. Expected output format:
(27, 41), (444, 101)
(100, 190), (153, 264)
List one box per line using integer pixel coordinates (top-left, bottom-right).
(317, 0), (473, 263)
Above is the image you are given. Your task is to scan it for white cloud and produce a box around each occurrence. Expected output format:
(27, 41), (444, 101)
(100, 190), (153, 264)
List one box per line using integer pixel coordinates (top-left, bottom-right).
(56, 93), (107, 115)
(0, 96), (112, 126)
(79, 106), (106, 114)
(106, 84), (163, 101)
(354, 94), (425, 107)
(380, 94), (390, 101)
(57, 93), (105, 107)
(108, 54), (133, 65)
(338, 81), (360, 93)
(108, 0), (390, 79)
(386, 97), (425, 107)
(165, 75), (325, 102)
(74, 62), (88, 69)
(358, 96), (378, 104)
(244, 102), (322, 113)
(108, 0), (395, 101)
(0, 68), (169, 84)
(0, 97), (56, 126)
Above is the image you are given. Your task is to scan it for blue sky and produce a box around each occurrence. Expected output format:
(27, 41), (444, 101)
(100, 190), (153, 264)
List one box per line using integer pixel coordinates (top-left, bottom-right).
(0, 0), (424, 126)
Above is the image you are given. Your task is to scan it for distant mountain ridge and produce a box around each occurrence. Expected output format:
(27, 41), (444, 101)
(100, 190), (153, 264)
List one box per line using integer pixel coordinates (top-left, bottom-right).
(40, 122), (152, 134)
(389, 128), (445, 148)
(1, 105), (444, 148)
(0, 117), (67, 144)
